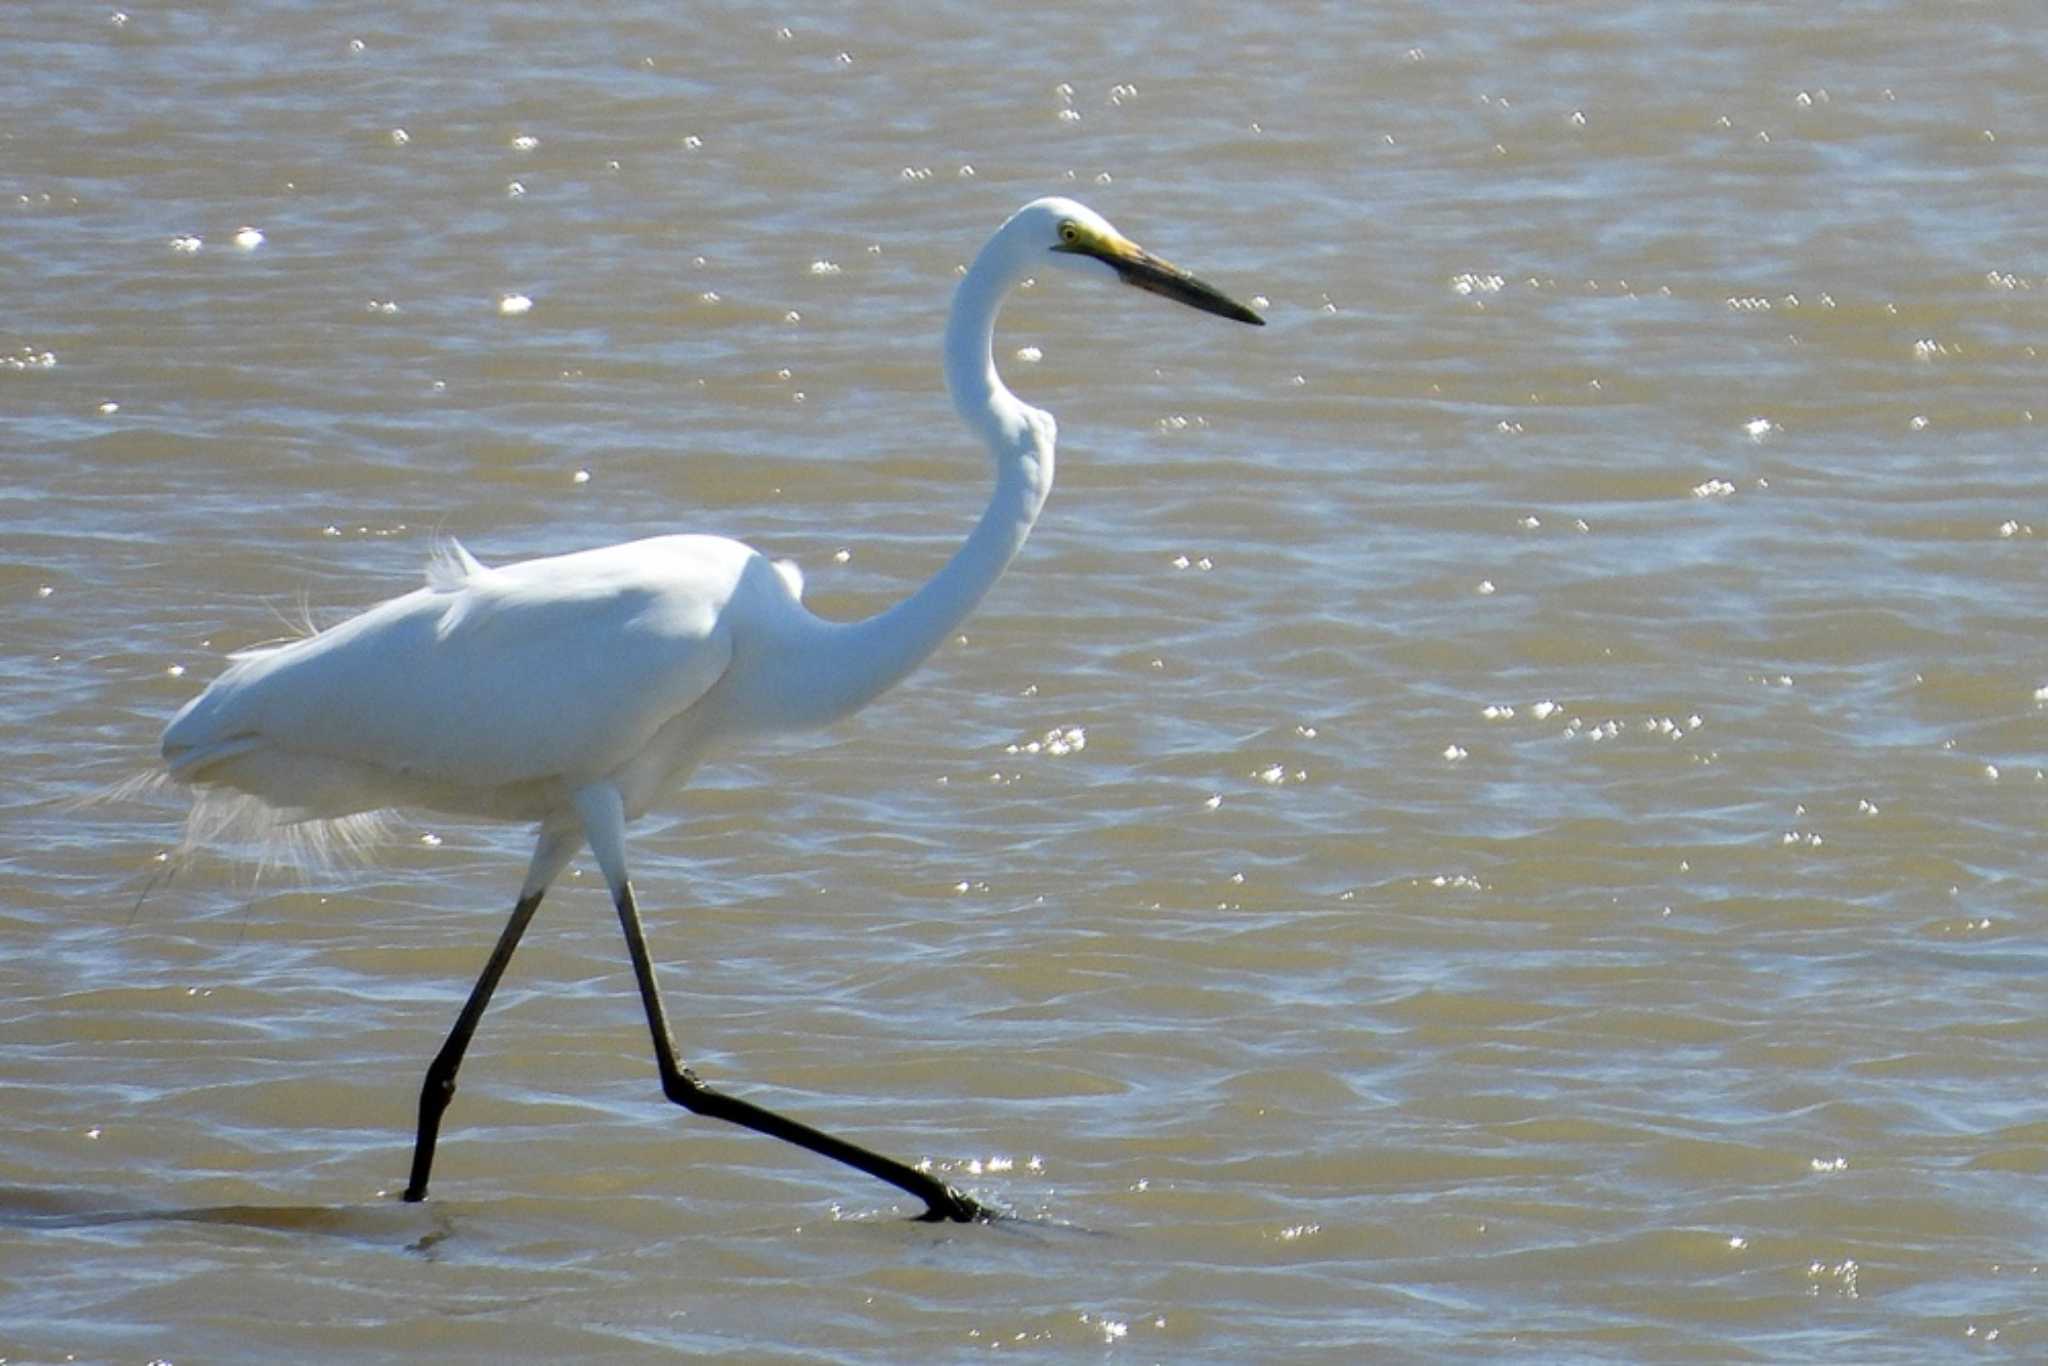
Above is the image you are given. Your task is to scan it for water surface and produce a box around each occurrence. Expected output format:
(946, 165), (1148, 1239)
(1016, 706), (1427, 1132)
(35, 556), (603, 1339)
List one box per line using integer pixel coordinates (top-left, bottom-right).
(4, 1), (2044, 1360)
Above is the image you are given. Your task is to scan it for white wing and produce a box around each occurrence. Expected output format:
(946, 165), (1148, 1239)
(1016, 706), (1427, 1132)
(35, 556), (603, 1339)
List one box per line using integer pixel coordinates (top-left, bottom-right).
(163, 535), (768, 819)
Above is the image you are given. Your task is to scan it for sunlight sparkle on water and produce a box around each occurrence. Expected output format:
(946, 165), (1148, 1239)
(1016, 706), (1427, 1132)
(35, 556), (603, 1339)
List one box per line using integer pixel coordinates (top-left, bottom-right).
(1006, 726), (1085, 757)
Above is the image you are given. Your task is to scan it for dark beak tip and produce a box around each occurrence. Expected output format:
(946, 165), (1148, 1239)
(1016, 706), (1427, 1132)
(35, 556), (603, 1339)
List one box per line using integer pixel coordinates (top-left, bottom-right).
(1112, 251), (1264, 328)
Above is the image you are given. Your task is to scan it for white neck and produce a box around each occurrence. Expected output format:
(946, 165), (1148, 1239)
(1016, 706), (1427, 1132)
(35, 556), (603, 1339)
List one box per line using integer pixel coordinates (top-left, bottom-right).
(797, 222), (1056, 722)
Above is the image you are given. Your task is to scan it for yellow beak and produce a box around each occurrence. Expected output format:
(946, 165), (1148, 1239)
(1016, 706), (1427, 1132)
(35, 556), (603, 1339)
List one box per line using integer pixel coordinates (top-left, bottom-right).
(1055, 233), (1265, 326)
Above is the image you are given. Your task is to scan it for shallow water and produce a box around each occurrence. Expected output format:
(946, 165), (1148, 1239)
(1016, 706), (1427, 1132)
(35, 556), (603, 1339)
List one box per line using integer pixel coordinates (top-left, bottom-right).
(4, 1), (2044, 1360)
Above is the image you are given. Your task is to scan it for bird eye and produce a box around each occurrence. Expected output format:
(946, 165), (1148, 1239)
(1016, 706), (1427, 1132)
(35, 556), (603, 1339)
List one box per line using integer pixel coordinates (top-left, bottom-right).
(1057, 220), (1081, 245)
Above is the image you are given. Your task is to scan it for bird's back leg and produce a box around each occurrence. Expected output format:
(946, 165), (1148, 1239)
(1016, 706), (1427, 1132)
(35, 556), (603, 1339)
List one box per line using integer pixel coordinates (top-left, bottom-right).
(402, 824), (581, 1202)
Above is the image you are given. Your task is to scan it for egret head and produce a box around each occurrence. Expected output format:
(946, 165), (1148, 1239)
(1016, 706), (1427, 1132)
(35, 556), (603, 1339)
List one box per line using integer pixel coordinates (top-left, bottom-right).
(1012, 197), (1265, 326)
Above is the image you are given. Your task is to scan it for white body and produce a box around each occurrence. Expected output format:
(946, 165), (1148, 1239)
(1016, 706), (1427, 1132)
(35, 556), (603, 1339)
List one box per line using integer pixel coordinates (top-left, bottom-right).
(167, 535), (801, 826)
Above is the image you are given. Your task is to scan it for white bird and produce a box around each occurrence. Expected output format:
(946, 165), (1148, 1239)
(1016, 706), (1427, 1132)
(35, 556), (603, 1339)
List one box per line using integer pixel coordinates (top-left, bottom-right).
(161, 197), (1264, 1222)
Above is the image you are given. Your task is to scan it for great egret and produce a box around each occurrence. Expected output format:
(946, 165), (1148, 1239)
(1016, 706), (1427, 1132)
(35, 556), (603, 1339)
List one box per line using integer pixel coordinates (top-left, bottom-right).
(161, 197), (1264, 1222)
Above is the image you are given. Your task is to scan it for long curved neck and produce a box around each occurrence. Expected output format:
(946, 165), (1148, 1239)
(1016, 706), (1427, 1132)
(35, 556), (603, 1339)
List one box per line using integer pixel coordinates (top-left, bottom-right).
(805, 235), (1055, 721)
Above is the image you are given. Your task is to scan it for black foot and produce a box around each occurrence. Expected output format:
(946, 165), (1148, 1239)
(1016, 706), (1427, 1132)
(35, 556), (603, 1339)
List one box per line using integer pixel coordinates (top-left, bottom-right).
(915, 1185), (993, 1223)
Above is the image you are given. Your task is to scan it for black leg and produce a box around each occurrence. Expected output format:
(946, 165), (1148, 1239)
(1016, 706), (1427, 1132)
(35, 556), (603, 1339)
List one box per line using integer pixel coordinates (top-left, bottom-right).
(402, 888), (545, 1202)
(610, 879), (988, 1223)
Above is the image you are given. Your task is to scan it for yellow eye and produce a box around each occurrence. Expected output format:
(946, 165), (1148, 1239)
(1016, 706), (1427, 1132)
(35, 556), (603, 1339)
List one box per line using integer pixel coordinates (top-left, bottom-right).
(1057, 220), (1082, 245)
